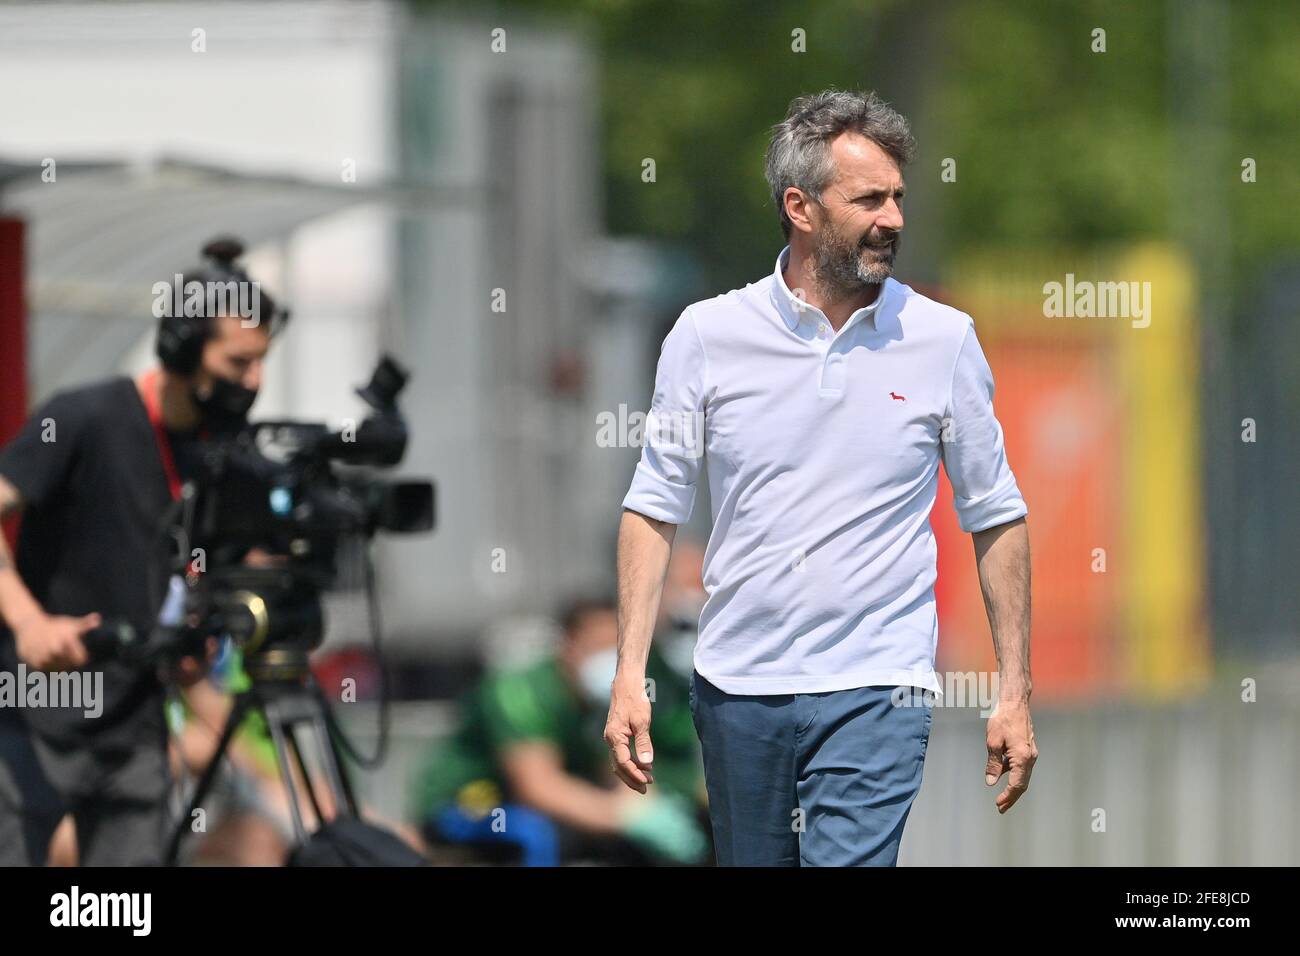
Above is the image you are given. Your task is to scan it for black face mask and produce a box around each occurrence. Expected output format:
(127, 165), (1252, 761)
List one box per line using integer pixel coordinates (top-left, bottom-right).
(193, 375), (256, 434)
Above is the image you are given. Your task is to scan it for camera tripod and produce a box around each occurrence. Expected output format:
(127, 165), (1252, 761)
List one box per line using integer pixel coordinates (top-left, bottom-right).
(164, 645), (360, 865)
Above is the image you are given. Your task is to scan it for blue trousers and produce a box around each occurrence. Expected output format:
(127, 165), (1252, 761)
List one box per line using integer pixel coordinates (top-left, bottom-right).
(432, 803), (560, 867)
(689, 670), (933, 866)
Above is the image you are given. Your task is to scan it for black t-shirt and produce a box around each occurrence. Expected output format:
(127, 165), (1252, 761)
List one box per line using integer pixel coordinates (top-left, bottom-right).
(0, 376), (196, 747)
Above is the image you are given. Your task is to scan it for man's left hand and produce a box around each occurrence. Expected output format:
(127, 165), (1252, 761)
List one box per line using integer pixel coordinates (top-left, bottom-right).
(984, 697), (1038, 814)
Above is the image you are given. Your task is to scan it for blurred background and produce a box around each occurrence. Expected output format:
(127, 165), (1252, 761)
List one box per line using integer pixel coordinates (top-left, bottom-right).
(0, 0), (1296, 865)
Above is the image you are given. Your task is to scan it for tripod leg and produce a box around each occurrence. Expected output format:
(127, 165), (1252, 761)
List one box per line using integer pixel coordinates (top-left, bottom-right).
(264, 699), (310, 845)
(284, 726), (326, 825)
(166, 692), (252, 865)
(311, 707), (359, 817)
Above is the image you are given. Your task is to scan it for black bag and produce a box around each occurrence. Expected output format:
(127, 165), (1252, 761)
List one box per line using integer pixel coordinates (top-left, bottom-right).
(286, 817), (429, 867)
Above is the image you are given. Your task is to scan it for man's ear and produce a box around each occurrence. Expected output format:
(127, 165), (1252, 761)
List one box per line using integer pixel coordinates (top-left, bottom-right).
(786, 187), (817, 234)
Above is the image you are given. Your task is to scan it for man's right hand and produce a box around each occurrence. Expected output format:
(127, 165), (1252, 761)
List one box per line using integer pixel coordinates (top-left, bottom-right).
(13, 611), (99, 671)
(604, 672), (656, 794)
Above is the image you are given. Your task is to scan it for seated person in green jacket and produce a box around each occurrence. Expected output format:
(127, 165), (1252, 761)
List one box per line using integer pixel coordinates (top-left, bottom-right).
(414, 596), (708, 865)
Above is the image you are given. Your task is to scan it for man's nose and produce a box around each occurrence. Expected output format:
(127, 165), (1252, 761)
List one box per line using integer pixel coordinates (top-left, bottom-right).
(244, 360), (263, 392)
(880, 198), (904, 233)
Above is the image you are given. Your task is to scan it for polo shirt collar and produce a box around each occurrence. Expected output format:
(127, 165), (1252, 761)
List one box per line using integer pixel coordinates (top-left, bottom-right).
(770, 244), (887, 333)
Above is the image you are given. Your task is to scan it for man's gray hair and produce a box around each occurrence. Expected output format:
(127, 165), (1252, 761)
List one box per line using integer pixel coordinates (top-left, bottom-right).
(764, 89), (916, 238)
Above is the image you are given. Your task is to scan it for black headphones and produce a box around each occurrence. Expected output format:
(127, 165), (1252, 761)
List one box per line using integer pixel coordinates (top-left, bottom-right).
(156, 237), (290, 375)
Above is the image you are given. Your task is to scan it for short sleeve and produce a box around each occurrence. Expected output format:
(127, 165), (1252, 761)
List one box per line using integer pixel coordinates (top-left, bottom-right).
(0, 390), (87, 511)
(940, 323), (1028, 533)
(621, 308), (708, 524)
(482, 671), (561, 750)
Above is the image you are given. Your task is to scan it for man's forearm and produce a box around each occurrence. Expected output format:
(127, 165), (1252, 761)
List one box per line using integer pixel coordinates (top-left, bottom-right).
(972, 516), (1032, 700)
(615, 509), (676, 680)
(511, 763), (625, 834)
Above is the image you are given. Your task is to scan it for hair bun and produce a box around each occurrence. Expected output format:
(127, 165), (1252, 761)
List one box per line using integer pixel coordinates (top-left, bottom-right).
(202, 236), (245, 264)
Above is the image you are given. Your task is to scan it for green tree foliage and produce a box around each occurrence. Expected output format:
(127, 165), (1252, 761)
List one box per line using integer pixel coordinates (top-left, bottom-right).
(423, 0), (1300, 300)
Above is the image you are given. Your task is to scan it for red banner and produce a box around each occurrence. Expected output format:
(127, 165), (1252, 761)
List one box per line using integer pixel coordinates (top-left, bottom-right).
(0, 216), (27, 551)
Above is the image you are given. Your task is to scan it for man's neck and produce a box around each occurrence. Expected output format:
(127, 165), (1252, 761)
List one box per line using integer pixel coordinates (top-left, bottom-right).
(783, 243), (881, 332)
(156, 369), (201, 432)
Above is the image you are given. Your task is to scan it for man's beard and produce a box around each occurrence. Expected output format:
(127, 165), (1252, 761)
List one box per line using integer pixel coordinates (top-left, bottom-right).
(811, 220), (898, 298)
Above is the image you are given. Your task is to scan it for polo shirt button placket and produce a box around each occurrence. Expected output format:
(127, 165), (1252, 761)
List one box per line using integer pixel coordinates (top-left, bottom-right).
(819, 317), (844, 393)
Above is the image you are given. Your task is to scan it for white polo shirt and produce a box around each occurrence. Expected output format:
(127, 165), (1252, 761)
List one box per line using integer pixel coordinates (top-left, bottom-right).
(622, 245), (1028, 695)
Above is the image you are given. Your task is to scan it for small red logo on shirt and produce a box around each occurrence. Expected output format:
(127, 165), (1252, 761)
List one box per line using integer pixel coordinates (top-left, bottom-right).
(889, 391), (907, 402)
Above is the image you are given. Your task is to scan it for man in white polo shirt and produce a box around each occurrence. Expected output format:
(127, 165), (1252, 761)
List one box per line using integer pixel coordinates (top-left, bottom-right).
(606, 89), (1037, 866)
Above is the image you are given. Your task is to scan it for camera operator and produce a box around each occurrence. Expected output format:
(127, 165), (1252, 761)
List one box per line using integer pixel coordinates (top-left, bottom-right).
(0, 237), (282, 865)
